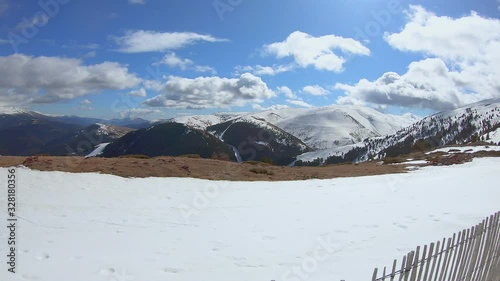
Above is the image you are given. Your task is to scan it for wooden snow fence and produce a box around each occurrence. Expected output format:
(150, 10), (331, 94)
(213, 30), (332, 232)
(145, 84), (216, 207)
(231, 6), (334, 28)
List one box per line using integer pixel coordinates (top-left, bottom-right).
(371, 211), (500, 281)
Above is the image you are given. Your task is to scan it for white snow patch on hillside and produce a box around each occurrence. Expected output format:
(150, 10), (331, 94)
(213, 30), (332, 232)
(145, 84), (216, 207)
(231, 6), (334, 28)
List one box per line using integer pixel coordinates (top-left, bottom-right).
(295, 143), (363, 163)
(1, 159), (498, 281)
(171, 114), (237, 130)
(426, 145), (500, 154)
(393, 160), (429, 165)
(483, 127), (500, 144)
(85, 143), (110, 158)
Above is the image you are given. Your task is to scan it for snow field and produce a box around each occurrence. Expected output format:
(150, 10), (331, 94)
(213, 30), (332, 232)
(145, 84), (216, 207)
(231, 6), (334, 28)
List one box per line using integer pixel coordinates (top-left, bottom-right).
(0, 158), (499, 281)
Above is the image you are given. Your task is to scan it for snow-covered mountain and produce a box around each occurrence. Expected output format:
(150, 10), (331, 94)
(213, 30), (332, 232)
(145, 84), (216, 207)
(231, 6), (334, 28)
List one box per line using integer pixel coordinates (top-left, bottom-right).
(207, 115), (310, 165)
(308, 98), (500, 164)
(169, 113), (238, 131)
(248, 106), (420, 150)
(170, 106), (420, 150)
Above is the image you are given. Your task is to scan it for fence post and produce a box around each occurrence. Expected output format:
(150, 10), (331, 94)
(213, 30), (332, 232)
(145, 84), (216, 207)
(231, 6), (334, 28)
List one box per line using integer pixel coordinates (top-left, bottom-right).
(373, 267), (378, 281)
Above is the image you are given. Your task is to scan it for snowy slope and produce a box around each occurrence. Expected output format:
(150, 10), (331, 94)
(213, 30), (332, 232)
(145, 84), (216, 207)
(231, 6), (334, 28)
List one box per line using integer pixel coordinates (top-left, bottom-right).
(0, 107), (32, 115)
(1, 159), (499, 281)
(351, 98), (500, 161)
(241, 106), (420, 150)
(169, 113), (238, 131)
(167, 106), (419, 150)
(85, 143), (111, 158)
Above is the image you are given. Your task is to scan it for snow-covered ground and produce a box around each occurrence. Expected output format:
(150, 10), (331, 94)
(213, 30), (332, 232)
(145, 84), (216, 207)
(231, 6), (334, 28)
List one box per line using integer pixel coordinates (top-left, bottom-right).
(426, 145), (500, 154)
(1, 158), (499, 281)
(85, 143), (111, 158)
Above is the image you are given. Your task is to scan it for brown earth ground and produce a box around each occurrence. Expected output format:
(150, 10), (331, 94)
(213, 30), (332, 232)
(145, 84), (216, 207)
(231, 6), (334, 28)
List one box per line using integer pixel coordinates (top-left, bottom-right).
(0, 146), (499, 181)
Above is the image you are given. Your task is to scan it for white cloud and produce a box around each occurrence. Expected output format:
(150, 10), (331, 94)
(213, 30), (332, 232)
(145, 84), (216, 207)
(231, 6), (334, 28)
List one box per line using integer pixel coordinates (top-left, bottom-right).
(287, 99), (313, 108)
(129, 88), (147, 97)
(264, 31), (370, 72)
(120, 108), (164, 119)
(252, 104), (289, 111)
(303, 85), (330, 96)
(338, 6), (500, 111)
(143, 80), (164, 92)
(385, 6), (500, 64)
(79, 100), (92, 111)
(234, 64), (295, 76)
(160, 52), (216, 74)
(83, 51), (97, 58)
(80, 99), (92, 105)
(336, 58), (481, 111)
(0, 54), (141, 106)
(277, 86), (296, 99)
(194, 65), (217, 74)
(161, 52), (193, 70)
(143, 73), (276, 109)
(129, 0), (146, 4)
(113, 30), (227, 53)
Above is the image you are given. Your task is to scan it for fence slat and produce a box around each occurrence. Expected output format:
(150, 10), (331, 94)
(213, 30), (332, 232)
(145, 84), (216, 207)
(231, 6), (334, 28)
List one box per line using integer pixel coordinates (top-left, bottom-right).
(390, 259), (397, 281)
(482, 212), (499, 281)
(404, 251), (414, 281)
(449, 231), (464, 281)
(440, 236), (454, 281)
(458, 227), (475, 281)
(477, 216), (493, 281)
(373, 267), (378, 281)
(428, 240), (440, 281)
(432, 238), (445, 281)
(473, 219), (489, 281)
(422, 243), (435, 281)
(486, 213), (500, 281)
(466, 222), (484, 281)
(417, 245), (427, 281)
(409, 246), (420, 281)
(399, 255), (407, 281)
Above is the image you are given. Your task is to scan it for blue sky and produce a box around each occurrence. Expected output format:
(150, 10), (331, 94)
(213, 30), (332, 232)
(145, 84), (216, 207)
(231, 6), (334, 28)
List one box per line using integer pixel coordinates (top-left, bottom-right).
(0, 0), (499, 120)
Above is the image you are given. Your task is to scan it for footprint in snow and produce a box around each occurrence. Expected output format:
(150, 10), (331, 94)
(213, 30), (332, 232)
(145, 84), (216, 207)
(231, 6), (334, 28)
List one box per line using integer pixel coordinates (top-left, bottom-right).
(163, 267), (182, 273)
(35, 253), (50, 260)
(98, 268), (115, 275)
(393, 223), (408, 229)
(262, 236), (278, 240)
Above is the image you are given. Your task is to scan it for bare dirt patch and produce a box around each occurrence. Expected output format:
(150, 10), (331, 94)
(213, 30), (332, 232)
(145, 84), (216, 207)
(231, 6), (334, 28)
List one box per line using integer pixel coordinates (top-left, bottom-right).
(1, 146), (499, 181)
(0, 156), (407, 181)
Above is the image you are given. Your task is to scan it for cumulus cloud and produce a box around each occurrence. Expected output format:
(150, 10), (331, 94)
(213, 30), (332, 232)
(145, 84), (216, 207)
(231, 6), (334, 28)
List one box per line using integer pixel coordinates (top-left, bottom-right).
(336, 58), (481, 111)
(143, 73), (276, 109)
(129, 88), (147, 97)
(160, 52), (216, 74)
(303, 85), (329, 96)
(119, 108), (164, 119)
(263, 31), (370, 72)
(113, 30), (227, 53)
(234, 64), (295, 76)
(79, 99), (93, 111)
(337, 6), (500, 111)
(287, 99), (313, 108)
(252, 104), (289, 111)
(277, 86), (296, 99)
(0, 54), (141, 106)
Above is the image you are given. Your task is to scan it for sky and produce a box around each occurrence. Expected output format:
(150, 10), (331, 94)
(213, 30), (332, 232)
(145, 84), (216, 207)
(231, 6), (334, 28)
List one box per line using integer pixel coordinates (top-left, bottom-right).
(0, 0), (499, 120)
